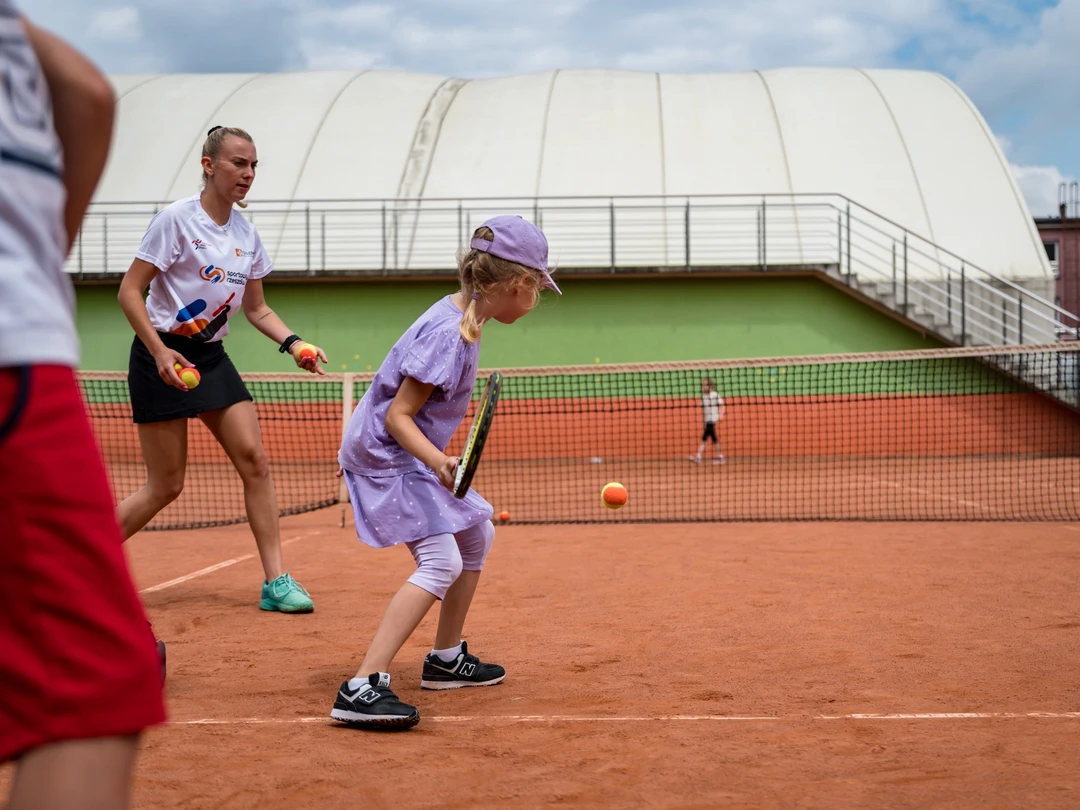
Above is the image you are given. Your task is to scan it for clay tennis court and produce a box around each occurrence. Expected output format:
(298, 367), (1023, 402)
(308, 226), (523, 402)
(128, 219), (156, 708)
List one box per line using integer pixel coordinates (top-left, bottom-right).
(4, 351), (1077, 807)
(3, 509), (1077, 808)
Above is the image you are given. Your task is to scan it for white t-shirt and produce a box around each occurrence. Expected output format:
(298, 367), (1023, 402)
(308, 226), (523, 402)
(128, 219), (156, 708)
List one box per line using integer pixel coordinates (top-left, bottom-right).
(0, 2), (79, 367)
(136, 194), (272, 342)
(702, 390), (723, 423)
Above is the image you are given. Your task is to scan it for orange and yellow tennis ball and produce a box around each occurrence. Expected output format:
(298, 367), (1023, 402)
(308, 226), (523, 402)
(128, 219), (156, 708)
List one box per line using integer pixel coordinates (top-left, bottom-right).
(498, 510), (511, 523)
(601, 482), (628, 509)
(295, 342), (318, 362)
(174, 363), (200, 389)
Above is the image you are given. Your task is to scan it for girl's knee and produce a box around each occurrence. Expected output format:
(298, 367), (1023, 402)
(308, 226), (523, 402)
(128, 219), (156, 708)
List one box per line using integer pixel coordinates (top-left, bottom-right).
(443, 547), (464, 585)
(408, 537), (463, 599)
(458, 520), (495, 570)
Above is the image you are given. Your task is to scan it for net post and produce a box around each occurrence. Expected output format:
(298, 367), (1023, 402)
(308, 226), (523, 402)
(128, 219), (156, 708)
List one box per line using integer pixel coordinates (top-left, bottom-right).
(339, 373), (355, 505)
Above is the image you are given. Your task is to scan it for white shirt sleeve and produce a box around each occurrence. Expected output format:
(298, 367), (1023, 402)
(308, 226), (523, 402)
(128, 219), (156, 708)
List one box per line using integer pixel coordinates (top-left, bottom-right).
(135, 207), (184, 272)
(250, 230), (273, 280)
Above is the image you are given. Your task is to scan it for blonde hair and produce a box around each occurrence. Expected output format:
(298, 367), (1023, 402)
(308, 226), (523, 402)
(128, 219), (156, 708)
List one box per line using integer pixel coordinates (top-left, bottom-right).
(201, 126), (254, 208)
(458, 226), (542, 343)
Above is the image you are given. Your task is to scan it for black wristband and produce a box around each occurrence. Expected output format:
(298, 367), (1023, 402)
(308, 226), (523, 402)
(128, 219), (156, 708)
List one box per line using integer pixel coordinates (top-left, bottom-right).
(279, 334), (303, 354)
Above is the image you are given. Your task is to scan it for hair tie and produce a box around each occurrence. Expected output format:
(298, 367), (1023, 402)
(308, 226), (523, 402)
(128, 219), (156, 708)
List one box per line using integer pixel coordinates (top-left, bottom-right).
(471, 293), (480, 301)
(207, 125), (223, 137)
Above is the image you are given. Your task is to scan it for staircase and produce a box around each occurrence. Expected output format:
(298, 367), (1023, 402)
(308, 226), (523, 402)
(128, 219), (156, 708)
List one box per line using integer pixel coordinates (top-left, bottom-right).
(832, 267), (1078, 406)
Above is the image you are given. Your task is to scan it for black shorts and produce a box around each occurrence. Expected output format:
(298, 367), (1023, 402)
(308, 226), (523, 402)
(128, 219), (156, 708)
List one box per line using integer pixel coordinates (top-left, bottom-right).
(128, 332), (251, 424)
(701, 422), (718, 442)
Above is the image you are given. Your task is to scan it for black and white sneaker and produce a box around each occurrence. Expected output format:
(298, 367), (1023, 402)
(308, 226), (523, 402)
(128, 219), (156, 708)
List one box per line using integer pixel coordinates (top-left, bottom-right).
(330, 672), (420, 729)
(421, 641), (506, 690)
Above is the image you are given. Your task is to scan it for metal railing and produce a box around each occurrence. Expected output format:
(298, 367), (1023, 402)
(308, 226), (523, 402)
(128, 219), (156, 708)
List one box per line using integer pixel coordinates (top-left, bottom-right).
(70, 193), (1079, 348)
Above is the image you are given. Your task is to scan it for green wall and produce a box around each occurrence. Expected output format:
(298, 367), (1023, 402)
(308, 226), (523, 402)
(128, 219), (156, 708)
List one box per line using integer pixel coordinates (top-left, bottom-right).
(75, 277), (943, 372)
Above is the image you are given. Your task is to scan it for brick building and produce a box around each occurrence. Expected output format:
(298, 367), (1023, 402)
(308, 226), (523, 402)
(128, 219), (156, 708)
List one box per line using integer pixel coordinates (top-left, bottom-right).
(1035, 184), (1080, 331)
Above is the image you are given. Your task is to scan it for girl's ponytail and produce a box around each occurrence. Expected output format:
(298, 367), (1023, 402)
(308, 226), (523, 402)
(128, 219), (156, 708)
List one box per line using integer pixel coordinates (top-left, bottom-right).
(459, 293), (482, 343)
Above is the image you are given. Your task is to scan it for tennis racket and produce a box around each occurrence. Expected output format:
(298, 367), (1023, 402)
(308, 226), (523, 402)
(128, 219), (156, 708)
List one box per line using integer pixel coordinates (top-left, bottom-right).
(453, 371), (502, 498)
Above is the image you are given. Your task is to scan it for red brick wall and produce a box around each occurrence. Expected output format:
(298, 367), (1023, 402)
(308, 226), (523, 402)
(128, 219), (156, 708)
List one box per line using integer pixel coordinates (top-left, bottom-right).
(1036, 221), (1080, 330)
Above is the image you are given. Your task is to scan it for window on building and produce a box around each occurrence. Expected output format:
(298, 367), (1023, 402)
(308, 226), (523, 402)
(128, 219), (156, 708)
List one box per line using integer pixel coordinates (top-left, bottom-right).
(1044, 241), (1059, 278)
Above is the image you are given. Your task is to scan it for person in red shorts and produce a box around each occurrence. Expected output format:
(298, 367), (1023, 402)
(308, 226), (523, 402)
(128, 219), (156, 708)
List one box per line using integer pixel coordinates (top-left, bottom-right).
(0, 7), (166, 809)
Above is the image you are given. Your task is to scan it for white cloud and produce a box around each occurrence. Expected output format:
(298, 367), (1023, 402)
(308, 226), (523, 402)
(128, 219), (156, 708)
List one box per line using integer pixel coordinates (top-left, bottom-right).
(299, 42), (384, 71)
(1000, 132), (1074, 217)
(1010, 162), (1074, 218)
(88, 7), (142, 43)
(340, 2), (395, 26)
(956, 0), (1080, 124)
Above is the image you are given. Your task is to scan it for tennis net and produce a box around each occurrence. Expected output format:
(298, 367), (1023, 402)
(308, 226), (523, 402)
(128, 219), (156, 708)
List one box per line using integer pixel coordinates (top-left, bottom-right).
(79, 343), (1080, 529)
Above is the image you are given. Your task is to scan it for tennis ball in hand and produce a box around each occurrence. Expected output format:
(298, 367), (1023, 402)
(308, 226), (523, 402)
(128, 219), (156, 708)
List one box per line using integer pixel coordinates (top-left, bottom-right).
(174, 363), (201, 389)
(498, 510), (511, 523)
(601, 482), (628, 509)
(295, 342), (318, 362)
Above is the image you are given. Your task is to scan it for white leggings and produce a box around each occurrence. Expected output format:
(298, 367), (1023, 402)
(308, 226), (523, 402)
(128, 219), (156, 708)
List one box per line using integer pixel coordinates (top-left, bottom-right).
(405, 521), (495, 600)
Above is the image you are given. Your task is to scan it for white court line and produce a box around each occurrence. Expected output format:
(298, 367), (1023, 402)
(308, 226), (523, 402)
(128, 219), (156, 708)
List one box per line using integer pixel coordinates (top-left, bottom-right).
(859, 477), (988, 512)
(140, 532), (320, 594)
(172, 712), (1080, 726)
(998, 476), (1080, 495)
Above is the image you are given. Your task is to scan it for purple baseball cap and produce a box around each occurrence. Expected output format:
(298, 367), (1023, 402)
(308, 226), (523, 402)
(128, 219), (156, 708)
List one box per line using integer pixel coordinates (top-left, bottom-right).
(471, 215), (561, 294)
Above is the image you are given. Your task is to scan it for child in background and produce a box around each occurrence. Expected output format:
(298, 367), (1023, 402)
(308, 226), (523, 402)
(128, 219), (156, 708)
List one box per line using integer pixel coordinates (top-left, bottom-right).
(331, 216), (560, 729)
(690, 377), (725, 465)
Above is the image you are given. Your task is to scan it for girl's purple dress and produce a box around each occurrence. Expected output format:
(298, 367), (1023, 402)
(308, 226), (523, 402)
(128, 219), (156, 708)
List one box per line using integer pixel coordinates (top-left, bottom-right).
(338, 296), (493, 547)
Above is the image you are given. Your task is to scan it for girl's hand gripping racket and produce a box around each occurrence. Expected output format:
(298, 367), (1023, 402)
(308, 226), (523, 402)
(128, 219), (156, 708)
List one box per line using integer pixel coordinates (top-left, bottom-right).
(453, 371), (502, 498)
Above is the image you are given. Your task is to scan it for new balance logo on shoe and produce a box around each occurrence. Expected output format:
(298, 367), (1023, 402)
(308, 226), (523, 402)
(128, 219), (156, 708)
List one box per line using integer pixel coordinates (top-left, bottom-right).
(341, 687), (380, 705)
(420, 642), (505, 690)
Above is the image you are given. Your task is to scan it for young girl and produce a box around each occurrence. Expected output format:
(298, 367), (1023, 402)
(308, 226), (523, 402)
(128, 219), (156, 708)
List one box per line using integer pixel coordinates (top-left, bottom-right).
(690, 377), (725, 465)
(116, 126), (323, 618)
(331, 216), (560, 729)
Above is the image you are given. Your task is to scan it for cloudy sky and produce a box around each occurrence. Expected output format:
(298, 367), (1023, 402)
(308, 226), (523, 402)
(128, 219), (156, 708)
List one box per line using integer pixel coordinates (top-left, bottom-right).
(28, 0), (1078, 216)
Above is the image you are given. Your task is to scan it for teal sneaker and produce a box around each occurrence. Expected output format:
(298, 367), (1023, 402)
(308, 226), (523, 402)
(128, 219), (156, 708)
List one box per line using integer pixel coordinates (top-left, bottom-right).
(259, 573), (314, 613)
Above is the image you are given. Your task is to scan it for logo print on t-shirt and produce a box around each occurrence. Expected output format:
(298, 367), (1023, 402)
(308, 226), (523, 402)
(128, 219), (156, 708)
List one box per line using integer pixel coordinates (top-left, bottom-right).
(192, 239), (209, 251)
(235, 248), (255, 258)
(199, 264), (225, 283)
(170, 292), (236, 341)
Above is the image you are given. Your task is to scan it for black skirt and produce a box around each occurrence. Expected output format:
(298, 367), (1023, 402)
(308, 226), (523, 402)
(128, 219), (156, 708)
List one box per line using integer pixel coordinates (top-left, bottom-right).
(128, 332), (252, 424)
